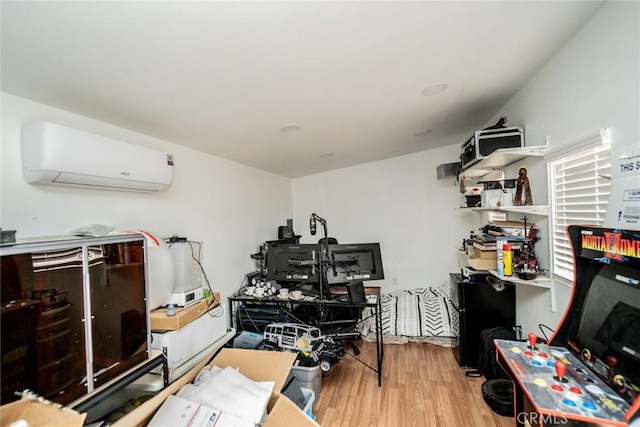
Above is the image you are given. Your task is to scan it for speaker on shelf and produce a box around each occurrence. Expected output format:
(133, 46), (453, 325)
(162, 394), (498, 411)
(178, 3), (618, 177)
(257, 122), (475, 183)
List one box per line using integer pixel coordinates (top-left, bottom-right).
(346, 280), (366, 304)
(278, 225), (294, 239)
(437, 162), (461, 180)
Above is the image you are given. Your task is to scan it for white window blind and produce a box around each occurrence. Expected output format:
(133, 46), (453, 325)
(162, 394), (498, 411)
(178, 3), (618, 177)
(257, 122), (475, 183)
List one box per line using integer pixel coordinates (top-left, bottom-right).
(547, 132), (611, 281)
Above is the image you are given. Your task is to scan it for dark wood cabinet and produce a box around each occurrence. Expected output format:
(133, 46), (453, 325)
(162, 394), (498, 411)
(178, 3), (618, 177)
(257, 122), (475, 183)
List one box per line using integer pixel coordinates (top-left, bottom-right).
(0, 235), (149, 406)
(0, 300), (40, 403)
(35, 303), (74, 398)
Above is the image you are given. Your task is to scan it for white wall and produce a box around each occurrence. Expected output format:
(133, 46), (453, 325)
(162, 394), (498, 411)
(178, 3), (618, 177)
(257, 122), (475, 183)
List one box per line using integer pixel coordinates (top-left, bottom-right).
(293, 1), (640, 335)
(293, 144), (470, 291)
(1, 93), (293, 306)
(485, 0), (639, 335)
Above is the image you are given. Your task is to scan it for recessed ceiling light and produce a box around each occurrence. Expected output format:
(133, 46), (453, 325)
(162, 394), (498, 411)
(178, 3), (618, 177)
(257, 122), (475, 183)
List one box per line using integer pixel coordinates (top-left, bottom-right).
(421, 83), (449, 96)
(319, 153), (334, 158)
(414, 129), (432, 137)
(279, 123), (302, 133)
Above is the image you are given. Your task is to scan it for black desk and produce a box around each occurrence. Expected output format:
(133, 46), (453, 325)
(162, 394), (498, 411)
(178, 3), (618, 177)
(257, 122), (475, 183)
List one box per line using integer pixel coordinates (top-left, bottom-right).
(228, 286), (384, 386)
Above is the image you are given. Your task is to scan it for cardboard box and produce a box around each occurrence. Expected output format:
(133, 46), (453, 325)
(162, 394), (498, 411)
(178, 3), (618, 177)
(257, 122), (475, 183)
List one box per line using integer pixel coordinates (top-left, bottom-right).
(113, 348), (318, 427)
(470, 243), (497, 259)
(458, 249), (497, 271)
(467, 256), (497, 271)
(0, 398), (86, 427)
(150, 293), (220, 331)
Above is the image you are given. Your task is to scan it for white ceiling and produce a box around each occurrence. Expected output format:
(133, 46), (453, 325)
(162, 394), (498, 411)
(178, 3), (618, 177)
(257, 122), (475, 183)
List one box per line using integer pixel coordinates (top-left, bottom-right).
(1, 1), (604, 178)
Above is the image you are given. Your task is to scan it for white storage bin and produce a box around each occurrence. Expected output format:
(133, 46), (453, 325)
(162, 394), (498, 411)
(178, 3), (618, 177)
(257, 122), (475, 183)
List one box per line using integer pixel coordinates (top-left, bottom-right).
(301, 387), (316, 417)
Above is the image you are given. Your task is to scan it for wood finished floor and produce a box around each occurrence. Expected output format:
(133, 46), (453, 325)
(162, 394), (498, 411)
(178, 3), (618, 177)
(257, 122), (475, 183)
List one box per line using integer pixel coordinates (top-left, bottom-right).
(313, 340), (514, 427)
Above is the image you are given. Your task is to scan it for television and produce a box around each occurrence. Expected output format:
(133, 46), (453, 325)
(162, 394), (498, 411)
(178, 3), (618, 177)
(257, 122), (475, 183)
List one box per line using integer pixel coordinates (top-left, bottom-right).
(551, 226), (640, 405)
(325, 243), (384, 285)
(265, 243), (320, 284)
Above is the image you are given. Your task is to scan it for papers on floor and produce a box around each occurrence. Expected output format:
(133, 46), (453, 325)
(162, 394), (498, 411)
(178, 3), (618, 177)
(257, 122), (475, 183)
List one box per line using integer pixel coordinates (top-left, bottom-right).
(149, 365), (274, 427)
(147, 394), (250, 427)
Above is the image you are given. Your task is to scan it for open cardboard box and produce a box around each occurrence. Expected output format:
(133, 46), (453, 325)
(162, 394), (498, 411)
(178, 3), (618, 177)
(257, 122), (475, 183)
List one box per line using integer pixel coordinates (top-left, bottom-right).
(113, 348), (319, 427)
(0, 398), (86, 427)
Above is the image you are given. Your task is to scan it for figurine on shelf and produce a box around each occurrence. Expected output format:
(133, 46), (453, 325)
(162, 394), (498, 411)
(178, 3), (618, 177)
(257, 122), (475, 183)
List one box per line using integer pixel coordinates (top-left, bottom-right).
(514, 166), (533, 206)
(514, 240), (539, 280)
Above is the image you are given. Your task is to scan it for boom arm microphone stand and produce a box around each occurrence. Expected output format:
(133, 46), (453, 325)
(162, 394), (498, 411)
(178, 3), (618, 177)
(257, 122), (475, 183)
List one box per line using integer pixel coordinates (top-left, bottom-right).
(310, 213), (328, 302)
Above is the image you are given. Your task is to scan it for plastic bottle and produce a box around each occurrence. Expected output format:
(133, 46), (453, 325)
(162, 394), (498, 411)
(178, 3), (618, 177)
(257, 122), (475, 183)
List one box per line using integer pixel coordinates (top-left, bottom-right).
(503, 243), (513, 276)
(496, 239), (504, 276)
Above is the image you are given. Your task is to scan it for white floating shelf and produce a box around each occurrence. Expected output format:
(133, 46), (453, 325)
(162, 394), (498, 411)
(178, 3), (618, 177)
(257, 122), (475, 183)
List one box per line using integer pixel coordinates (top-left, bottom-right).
(488, 270), (551, 289)
(459, 205), (549, 217)
(462, 145), (549, 179)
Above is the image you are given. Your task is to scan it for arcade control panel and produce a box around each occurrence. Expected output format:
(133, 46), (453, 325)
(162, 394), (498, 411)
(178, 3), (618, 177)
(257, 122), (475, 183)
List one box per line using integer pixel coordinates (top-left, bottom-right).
(495, 334), (632, 425)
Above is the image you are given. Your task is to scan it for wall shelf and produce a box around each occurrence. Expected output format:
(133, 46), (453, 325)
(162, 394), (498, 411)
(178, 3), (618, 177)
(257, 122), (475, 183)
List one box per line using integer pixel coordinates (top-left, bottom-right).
(458, 251), (551, 289)
(459, 205), (549, 217)
(457, 142), (555, 310)
(462, 145), (548, 179)
(488, 270), (551, 289)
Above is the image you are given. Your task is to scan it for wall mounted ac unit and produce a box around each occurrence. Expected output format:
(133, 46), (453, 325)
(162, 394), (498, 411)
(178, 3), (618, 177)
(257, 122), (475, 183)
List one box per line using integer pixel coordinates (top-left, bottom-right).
(22, 122), (174, 192)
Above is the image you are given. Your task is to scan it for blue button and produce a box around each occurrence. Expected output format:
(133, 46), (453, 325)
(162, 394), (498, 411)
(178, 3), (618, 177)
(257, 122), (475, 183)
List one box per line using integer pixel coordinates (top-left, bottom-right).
(583, 401), (597, 411)
(546, 361), (556, 368)
(562, 398), (577, 407)
(531, 360), (543, 366)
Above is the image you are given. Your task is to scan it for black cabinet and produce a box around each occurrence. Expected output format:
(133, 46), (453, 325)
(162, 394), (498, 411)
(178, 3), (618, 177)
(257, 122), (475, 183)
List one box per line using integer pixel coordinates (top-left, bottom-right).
(0, 235), (149, 406)
(0, 300), (40, 402)
(450, 273), (516, 369)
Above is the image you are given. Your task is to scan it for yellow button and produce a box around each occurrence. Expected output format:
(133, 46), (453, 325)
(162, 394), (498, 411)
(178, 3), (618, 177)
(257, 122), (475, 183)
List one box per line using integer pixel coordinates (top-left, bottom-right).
(534, 378), (547, 387)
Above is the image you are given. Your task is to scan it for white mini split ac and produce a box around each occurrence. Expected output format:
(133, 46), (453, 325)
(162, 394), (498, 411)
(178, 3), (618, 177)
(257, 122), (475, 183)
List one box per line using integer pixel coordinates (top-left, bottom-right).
(22, 122), (174, 192)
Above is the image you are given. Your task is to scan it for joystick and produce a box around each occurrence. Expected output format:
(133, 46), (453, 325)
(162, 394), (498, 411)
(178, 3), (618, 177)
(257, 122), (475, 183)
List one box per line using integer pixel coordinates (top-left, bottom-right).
(528, 332), (538, 350)
(554, 360), (569, 383)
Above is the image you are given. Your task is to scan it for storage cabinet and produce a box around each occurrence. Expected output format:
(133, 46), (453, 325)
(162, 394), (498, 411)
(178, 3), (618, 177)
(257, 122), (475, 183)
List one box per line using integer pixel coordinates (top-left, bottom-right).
(0, 234), (150, 406)
(0, 300), (40, 403)
(450, 273), (516, 368)
(35, 303), (74, 397)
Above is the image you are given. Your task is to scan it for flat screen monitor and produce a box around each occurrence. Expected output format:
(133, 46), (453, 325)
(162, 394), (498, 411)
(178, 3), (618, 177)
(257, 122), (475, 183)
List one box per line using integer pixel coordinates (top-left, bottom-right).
(566, 263), (639, 401)
(553, 226), (640, 405)
(265, 243), (320, 284)
(325, 243), (384, 284)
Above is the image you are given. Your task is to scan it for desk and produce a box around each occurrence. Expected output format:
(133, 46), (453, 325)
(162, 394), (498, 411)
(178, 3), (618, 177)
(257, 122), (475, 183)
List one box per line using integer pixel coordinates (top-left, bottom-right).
(228, 286), (384, 386)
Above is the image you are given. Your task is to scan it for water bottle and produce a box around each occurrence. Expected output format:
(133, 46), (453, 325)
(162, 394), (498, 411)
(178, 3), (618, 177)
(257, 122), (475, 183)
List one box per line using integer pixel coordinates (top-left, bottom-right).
(496, 239), (504, 276)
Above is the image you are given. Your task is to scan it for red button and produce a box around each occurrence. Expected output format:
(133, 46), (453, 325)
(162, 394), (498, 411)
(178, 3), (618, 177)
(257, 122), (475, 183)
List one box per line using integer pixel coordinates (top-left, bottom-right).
(551, 384), (564, 392)
(524, 351), (534, 356)
(569, 387), (582, 395)
(538, 353), (548, 358)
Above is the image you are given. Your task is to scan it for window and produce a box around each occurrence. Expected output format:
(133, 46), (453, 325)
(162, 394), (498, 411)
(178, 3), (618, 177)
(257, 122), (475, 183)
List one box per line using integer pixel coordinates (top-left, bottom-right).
(547, 130), (611, 282)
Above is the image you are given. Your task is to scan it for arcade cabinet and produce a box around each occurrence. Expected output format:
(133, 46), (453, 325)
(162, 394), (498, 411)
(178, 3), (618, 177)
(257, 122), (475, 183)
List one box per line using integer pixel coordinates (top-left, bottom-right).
(495, 225), (640, 426)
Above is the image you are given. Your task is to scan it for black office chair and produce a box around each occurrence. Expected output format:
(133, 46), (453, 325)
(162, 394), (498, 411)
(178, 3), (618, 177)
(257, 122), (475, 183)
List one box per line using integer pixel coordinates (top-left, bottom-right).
(318, 237), (338, 245)
(316, 307), (362, 356)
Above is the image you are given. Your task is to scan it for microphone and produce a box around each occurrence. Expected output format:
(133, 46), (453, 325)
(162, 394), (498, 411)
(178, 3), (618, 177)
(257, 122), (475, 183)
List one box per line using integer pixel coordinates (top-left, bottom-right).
(310, 215), (317, 235)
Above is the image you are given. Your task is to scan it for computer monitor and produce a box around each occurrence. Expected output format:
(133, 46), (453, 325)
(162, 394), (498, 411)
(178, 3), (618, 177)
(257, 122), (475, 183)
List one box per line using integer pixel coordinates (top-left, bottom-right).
(325, 243), (384, 284)
(265, 243), (320, 284)
(551, 226), (640, 405)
